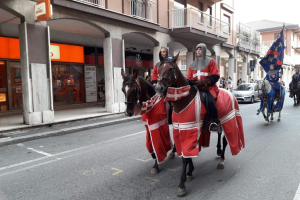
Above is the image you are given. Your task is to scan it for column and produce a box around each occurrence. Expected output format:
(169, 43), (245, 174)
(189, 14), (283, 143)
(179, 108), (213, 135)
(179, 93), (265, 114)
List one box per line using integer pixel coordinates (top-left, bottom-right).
(186, 51), (194, 69)
(242, 59), (248, 83)
(103, 36), (125, 113)
(228, 57), (237, 88)
(253, 59), (259, 81)
(19, 22), (54, 125)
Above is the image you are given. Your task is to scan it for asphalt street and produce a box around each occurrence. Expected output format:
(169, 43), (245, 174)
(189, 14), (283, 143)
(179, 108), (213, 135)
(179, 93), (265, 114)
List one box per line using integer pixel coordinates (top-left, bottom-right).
(0, 96), (300, 200)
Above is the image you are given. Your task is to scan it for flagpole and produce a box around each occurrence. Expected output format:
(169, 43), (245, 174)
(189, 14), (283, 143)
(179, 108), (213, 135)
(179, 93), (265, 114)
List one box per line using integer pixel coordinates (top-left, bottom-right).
(280, 24), (285, 98)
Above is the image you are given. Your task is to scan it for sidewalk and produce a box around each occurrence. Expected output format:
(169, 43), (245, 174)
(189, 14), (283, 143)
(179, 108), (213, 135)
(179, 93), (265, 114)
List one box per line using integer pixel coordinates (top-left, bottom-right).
(0, 103), (140, 147)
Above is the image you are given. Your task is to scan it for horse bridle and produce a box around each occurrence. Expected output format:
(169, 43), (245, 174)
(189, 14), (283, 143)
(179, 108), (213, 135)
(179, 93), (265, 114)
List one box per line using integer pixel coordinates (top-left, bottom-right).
(123, 78), (142, 107)
(157, 60), (177, 89)
(257, 79), (267, 97)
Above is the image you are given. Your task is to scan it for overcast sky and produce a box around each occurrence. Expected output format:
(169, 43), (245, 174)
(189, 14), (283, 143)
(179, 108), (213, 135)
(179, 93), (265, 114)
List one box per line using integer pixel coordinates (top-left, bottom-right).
(235, 0), (300, 25)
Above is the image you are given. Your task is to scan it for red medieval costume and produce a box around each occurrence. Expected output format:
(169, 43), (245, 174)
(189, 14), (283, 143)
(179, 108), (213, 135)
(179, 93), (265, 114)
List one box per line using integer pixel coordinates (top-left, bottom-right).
(164, 86), (245, 157)
(140, 94), (172, 163)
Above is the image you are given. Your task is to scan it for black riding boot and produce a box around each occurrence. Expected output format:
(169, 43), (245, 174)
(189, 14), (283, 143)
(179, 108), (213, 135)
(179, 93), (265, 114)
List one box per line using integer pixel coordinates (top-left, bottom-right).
(207, 92), (220, 124)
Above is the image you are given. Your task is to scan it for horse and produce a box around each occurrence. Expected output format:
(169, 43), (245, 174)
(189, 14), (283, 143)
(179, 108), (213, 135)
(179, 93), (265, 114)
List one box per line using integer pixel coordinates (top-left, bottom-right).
(155, 53), (245, 197)
(255, 79), (285, 124)
(290, 74), (300, 106)
(121, 70), (176, 175)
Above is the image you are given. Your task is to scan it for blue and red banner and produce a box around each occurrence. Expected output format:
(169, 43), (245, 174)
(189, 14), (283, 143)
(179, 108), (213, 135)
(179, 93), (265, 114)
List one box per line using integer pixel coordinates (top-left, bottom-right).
(260, 28), (284, 73)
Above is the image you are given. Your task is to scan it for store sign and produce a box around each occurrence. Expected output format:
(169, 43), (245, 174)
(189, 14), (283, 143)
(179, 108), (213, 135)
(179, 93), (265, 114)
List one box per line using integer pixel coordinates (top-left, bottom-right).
(35, 2), (46, 17)
(50, 45), (60, 59)
(35, 0), (52, 21)
(85, 66), (97, 102)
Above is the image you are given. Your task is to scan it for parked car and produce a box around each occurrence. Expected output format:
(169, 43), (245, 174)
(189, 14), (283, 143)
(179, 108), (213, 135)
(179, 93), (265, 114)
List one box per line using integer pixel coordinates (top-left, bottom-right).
(233, 83), (259, 104)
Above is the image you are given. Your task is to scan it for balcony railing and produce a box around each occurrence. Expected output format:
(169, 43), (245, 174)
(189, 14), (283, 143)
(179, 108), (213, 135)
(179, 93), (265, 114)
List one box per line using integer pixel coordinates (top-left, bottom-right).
(71, 0), (105, 8)
(130, 0), (156, 22)
(237, 34), (262, 54)
(170, 7), (230, 38)
(236, 22), (262, 53)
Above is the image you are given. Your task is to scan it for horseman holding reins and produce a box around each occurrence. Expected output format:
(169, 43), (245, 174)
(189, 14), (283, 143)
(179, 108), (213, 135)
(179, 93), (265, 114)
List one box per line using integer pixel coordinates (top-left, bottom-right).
(186, 43), (220, 124)
(266, 64), (282, 97)
(151, 47), (169, 86)
(289, 69), (300, 98)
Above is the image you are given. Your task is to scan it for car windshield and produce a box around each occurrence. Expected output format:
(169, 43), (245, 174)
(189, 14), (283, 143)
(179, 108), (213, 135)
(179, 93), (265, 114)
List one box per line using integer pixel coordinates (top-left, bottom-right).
(236, 84), (253, 91)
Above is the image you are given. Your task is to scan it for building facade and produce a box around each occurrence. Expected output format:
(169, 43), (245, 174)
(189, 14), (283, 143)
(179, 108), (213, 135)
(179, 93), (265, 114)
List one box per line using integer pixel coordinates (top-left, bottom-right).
(0, 0), (260, 125)
(246, 20), (300, 86)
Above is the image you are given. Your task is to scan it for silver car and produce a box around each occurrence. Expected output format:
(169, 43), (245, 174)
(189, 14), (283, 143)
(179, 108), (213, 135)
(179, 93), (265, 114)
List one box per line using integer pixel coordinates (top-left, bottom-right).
(233, 83), (259, 104)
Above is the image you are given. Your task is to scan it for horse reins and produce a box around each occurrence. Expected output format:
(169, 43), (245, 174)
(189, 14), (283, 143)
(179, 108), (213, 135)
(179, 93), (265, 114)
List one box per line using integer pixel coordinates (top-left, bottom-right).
(157, 60), (177, 89)
(124, 77), (142, 107)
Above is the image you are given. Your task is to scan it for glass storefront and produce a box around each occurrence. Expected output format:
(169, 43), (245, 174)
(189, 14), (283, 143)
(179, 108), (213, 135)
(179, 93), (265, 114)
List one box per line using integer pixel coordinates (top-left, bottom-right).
(0, 61), (8, 111)
(52, 64), (84, 105)
(10, 62), (22, 110)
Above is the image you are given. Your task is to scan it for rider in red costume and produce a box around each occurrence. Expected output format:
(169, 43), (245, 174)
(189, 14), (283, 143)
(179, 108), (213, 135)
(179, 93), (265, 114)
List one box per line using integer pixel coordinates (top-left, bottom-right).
(151, 47), (168, 86)
(186, 43), (220, 123)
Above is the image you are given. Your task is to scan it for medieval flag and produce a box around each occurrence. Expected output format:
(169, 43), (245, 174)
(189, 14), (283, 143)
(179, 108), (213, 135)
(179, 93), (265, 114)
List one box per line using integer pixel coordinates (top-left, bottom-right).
(259, 28), (284, 73)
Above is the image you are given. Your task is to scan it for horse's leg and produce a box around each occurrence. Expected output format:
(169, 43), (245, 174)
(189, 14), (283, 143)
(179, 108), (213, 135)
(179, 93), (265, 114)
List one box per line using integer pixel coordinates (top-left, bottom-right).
(217, 124), (223, 156)
(168, 144), (176, 159)
(270, 113), (274, 121)
(177, 157), (188, 196)
(150, 153), (159, 174)
(186, 158), (194, 182)
(217, 136), (228, 169)
(262, 106), (269, 124)
(277, 110), (281, 122)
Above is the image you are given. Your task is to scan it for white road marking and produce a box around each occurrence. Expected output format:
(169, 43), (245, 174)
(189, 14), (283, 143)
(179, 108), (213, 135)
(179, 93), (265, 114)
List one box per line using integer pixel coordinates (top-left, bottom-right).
(17, 143), (53, 157)
(293, 183), (300, 200)
(26, 148), (53, 157)
(0, 131), (145, 175)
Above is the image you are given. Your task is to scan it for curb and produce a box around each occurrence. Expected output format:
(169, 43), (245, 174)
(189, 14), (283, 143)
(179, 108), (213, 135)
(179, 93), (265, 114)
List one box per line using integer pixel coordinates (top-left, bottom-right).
(0, 116), (140, 147)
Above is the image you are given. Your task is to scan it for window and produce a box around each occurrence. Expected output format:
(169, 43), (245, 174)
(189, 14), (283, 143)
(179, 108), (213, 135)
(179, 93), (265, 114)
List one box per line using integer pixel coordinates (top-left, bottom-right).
(131, 0), (146, 19)
(223, 14), (230, 33)
(180, 60), (186, 70)
(198, 2), (204, 23)
(207, 6), (212, 27)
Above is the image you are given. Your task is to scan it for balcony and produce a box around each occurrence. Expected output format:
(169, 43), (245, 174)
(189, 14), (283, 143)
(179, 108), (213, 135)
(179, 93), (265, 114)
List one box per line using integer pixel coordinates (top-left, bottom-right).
(71, 0), (105, 8)
(130, 0), (156, 22)
(236, 22), (261, 54)
(169, 7), (230, 43)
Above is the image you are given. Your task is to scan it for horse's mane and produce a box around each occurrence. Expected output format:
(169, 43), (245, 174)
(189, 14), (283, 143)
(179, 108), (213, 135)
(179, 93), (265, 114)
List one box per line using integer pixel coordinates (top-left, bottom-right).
(137, 76), (156, 97)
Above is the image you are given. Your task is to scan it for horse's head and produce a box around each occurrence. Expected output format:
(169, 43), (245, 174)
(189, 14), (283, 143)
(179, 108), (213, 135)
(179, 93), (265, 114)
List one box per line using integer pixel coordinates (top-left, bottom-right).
(155, 53), (180, 96)
(121, 70), (140, 117)
(256, 79), (271, 96)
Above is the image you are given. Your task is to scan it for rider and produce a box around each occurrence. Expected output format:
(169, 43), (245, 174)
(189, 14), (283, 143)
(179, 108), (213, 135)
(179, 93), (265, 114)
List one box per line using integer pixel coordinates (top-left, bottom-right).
(186, 43), (220, 124)
(289, 69), (300, 98)
(266, 64), (281, 97)
(151, 47), (169, 86)
(151, 47), (173, 125)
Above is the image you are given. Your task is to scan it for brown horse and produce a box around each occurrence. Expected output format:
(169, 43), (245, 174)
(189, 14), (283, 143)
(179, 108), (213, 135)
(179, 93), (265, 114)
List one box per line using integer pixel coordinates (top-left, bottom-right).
(155, 53), (245, 196)
(121, 70), (176, 174)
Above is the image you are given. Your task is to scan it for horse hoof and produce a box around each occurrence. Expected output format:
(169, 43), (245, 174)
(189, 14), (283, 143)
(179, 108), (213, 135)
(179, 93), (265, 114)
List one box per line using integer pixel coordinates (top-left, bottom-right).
(217, 159), (225, 169)
(277, 118), (281, 122)
(186, 175), (193, 182)
(150, 167), (159, 175)
(264, 121), (269, 125)
(177, 187), (186, 197)
(217, 149), (222, 157)
(270, 118), (274, 121)
(167, 151), (175, 159)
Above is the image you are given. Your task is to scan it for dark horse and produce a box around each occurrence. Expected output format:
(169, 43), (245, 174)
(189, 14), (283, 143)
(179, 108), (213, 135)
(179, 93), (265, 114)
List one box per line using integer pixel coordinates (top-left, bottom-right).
(291, 74), (300, 106)
(121, 70), (176, 174)
(155, 53), (244, 196)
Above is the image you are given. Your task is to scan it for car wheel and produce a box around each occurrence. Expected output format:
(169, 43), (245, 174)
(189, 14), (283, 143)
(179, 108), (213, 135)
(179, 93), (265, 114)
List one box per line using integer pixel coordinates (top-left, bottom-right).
(251, 96), (254, 104)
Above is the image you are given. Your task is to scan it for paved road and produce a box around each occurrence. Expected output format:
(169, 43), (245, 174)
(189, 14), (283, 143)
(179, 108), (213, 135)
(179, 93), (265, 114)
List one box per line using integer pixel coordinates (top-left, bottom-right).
(0, 96), (300, 200)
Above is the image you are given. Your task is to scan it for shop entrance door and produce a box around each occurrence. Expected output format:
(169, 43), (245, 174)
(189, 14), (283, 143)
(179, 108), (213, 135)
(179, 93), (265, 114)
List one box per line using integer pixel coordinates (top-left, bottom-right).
(0, 61), (8, 111)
